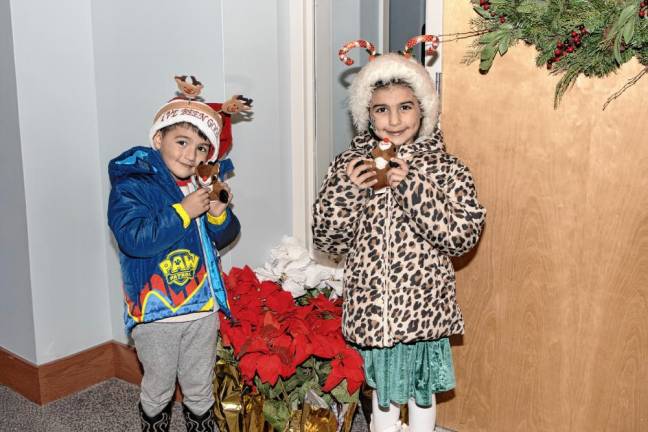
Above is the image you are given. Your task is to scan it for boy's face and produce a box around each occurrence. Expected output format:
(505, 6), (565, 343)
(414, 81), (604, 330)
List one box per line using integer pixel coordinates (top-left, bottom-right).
(153, 125), (211, 181)
(369, 84), (422, 146)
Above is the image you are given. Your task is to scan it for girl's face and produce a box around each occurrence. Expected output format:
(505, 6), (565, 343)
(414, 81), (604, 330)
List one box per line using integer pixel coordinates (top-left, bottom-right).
(369, 84), (422, 146)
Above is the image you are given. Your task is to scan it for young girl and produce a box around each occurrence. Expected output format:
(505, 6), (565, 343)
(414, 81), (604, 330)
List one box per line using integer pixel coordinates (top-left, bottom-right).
(312, 37), (486, 432)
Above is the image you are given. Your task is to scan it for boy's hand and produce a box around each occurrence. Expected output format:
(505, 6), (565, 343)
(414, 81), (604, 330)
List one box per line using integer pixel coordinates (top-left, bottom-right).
(387, 158), (409, 189)
(208, 183), (232, 217)
(346, 157), (377, 189)
(181, 188), (211, 219)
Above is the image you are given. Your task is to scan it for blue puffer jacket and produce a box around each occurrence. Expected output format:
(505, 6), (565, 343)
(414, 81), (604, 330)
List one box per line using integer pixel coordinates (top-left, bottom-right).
(107, 146), (240, 333)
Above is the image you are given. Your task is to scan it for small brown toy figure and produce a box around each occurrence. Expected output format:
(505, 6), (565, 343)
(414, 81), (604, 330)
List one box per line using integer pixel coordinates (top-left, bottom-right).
(174, 75), (204, 100)
(370, 137), (396, 190)
(220, 95), (254, 115)
(193, 162), (229, 203)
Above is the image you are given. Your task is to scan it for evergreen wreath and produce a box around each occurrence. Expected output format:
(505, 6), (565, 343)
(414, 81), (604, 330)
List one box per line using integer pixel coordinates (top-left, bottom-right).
(455, 0), (648, 109)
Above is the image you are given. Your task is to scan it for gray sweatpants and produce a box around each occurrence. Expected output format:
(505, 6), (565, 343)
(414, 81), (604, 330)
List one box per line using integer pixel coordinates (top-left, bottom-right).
(132, 313), (219, 417)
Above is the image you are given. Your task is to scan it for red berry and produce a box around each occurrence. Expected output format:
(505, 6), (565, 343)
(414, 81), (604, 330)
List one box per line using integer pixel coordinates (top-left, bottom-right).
(557, 41), (564, 48)
(499, 16), (506, 23)
(566, 46), (574, 53)
(554, 48), (563, 56)
(640, 10), (646, 17)
(479, 0), (485, 5)
(483, 4), (490, 10)
(641, 1), (646, 6)
(571, 31), (578, 37)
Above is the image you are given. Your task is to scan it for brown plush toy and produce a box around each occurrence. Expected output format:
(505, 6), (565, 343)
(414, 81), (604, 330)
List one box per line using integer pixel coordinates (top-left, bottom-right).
(370, 138), (396, 190)
(193, 162), (229, 203)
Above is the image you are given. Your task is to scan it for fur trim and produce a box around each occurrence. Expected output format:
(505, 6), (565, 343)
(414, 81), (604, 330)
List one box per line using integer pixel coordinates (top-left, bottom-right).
(349, 53), (439, 137)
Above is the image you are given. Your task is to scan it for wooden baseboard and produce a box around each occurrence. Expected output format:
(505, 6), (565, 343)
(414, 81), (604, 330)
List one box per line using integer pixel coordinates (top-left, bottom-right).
(0, 341), (185, 405)
(38, 341), (116, 404)
(112, 341), (143, 386)
(0, 341), (143, 405)
(0, 346), (41, 404)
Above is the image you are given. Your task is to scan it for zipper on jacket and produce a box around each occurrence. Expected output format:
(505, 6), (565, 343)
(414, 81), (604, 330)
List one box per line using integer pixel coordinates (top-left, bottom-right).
(382, 192), (392, 347)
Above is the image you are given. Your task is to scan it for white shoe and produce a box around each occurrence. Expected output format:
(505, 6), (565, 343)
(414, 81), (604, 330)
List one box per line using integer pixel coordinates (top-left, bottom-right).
(370, 419), (410, 432)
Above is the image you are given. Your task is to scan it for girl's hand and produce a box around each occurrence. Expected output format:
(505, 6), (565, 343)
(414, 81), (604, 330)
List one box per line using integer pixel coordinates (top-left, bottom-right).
(208, 183), (232, 217)
(346, 157), (377, 189)
(181, 188), (211, 219)
(387, 158), (409, 189)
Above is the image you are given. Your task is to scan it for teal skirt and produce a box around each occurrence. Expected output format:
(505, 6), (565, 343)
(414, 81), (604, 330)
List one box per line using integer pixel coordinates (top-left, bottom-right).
(358, 339), (455, 408)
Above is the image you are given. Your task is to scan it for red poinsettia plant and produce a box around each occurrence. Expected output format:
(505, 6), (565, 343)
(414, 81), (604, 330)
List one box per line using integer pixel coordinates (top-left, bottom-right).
(218, 266), (364, 430)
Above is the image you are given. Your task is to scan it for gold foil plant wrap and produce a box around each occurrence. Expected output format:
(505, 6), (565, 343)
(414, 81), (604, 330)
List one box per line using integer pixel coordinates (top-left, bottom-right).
(213, 351), (244, 432)
(243, 393), (272, 432)
(213, 354), (274, 431)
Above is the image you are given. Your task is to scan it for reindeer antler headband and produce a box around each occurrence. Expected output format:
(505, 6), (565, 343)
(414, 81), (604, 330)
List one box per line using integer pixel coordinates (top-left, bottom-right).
(342, 35), (441, 137)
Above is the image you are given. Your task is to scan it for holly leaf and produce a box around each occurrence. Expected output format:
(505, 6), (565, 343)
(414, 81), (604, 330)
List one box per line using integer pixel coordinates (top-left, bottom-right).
(622, 18), (636, 45)
(609, 4), (637, 42)
(517, 0), (548, 14)
(479, 31), (499, 44)
(474, 6), (493, 19)
(498, 34), (511, 55)
(480, 44), (498, 71)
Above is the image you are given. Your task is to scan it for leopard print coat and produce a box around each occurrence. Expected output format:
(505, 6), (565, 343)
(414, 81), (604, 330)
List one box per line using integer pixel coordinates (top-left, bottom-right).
(312, 129), (486, 348)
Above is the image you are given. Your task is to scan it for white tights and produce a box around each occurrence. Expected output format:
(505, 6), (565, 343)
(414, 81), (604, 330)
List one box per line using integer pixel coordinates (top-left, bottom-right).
(371, 390), (436, 432)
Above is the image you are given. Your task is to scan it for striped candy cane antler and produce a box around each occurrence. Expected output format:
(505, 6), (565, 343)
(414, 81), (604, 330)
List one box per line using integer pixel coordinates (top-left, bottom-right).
(338, 39), (377, 66)
(403, 35), (440, 58)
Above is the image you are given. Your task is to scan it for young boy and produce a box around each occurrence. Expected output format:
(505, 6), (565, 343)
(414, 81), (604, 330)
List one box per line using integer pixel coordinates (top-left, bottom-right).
(108, 76), (248, 431)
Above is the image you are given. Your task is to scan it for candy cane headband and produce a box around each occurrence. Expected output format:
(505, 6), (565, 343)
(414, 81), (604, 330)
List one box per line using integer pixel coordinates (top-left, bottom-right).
(338, 35), (440, 66)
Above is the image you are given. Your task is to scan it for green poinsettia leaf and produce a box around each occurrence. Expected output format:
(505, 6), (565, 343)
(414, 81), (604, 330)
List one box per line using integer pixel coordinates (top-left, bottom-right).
(330, 380), (360, 404)
(262, 400), (290, 432)
(321, 392), (334, 407)
(288, 390), (302, 411)
(254, 376), (272, 399)
(296, 377), (321, 401)
(281, 375), (300, 393)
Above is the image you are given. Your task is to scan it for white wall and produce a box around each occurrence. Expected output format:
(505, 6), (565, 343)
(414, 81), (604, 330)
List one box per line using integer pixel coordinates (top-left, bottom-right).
(91, 0), (227, 344)
(10, 0), (113, 364)
(0, 0), (36, 362)
(92, 0), (293, 343)
(221, 1), (292, 270)
(1, 0), (295, 361)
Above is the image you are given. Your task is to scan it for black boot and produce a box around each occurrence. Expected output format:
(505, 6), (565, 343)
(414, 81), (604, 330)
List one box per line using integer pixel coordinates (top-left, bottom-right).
(182, 403), (216, 432)
(138, 401), (172, 432)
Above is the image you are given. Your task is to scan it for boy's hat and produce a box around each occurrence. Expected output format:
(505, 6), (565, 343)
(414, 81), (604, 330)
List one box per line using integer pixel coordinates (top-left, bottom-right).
(340, 36), (440, 137)
(150, 76), (252, 162)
